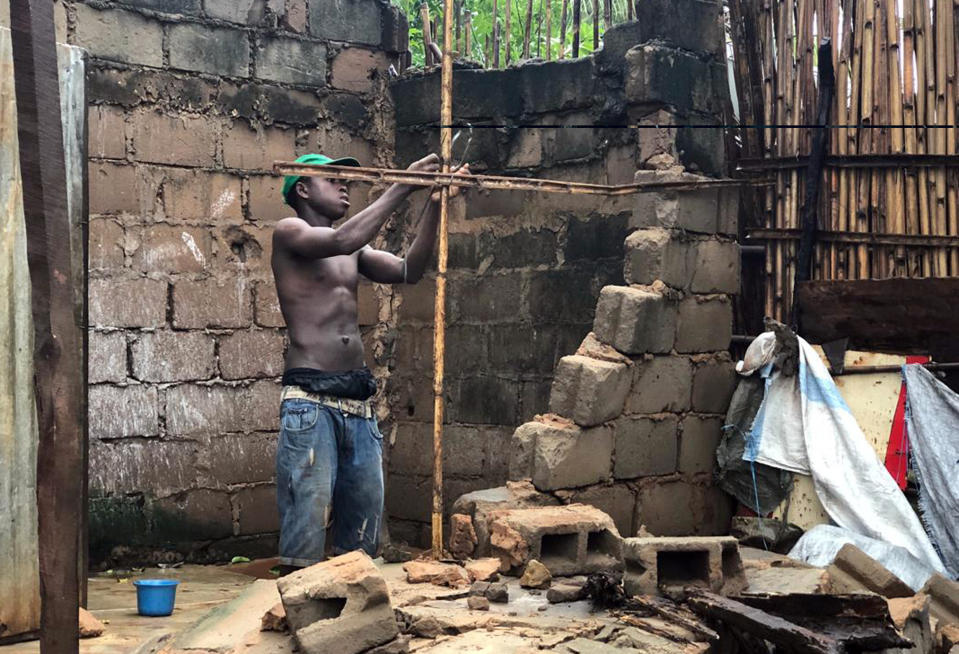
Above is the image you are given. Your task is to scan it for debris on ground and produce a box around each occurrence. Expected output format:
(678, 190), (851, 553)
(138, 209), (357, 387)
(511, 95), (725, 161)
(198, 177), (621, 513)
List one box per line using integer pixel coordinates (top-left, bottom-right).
(465, 557), (501, 582)
(402, 559), (471, 588)
(519, 559), (552, 589)
(448, 514), (478, 560)
(824, 543), (915, 598)
(78, 607), (105, 638)
(260, 602), (287, 632)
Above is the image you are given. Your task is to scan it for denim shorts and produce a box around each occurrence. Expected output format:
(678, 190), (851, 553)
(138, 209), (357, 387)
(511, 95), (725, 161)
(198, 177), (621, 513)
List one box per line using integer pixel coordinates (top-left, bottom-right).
(276, 398), (384, 567)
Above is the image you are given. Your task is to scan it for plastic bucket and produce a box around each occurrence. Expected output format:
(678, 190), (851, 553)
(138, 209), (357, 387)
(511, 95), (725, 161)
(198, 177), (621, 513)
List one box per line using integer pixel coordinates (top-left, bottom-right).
(133, 579), (179, 616)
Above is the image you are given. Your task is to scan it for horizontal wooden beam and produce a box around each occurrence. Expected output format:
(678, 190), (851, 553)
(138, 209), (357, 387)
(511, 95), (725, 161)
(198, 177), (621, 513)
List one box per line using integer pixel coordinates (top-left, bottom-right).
(737, 153), (959, 171)
(273, 162), (762, 197)
(748, 228), (959, 248)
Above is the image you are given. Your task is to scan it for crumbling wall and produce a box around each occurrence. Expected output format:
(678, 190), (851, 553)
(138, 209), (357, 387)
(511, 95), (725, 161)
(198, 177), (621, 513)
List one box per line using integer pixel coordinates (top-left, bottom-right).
(384, 0), (732, 547)
(46, 0), (407, 562)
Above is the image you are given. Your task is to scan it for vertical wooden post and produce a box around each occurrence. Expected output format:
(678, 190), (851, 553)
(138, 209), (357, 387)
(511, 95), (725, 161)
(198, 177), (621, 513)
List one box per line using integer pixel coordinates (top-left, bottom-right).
(492, 0), (500, 67)
(10, 0), (84, 651)
(560, 0), (569, 58)
(433, 0), (455, 561)
(593, 0), (599, 49)
(523, 0), (534, 57)
(572, 0), (581, 57)
(421, 3), (434, 65)
(505, 0), (512, 65)
(546, 0), (553, 59)
(465, 11), (472, 60)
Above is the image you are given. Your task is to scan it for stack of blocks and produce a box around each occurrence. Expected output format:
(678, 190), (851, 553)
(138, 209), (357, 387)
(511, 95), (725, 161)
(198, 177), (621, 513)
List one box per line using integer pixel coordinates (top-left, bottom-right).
(508, 171), (740, 539)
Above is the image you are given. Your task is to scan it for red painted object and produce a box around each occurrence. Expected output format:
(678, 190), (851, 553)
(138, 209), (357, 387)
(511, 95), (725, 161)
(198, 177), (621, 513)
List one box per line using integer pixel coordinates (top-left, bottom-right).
(884, 356), (930, 489)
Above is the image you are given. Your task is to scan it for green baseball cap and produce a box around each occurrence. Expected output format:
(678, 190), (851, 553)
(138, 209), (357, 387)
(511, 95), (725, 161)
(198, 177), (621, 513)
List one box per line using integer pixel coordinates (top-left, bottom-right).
(282, 153), (362, 205)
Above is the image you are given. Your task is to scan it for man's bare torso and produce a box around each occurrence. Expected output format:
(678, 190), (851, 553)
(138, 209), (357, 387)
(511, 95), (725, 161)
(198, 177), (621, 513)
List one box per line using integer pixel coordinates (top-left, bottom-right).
(272, 244), (365, 372)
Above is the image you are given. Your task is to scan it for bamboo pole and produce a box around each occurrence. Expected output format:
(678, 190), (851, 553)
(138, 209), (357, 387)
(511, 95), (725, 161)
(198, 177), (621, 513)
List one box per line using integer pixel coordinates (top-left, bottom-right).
(836, 0), (854, 278)
(916, 0), (933, 274)
(885, 0), (906, 276)
(945, 0), (958, 273)
(934, 0), (948, 274)
(546, 0), (553, 59)
(560, 0), (568, 57)
(572, 0), (581, 57)
(493, 0), (500, 67)
(627, 0), (633, 21)
(903, 0), (922, 275)
(523, 0), (534, 57)
(536, 8), (543, 58)
(431, 0), (456, 561)
(593, 0), (600, 49)
(421, 3), (434, 66)
(504, 0), (512, 65)
(604, 0), (612, 31)
(455, 0), (462, 53)
(465, 11), (472, 59)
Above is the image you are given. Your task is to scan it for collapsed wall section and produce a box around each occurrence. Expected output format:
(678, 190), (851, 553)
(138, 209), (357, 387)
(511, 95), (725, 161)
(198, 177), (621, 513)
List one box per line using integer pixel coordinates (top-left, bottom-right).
(385, 0), (732, 547)
(44, 0), (407, 563)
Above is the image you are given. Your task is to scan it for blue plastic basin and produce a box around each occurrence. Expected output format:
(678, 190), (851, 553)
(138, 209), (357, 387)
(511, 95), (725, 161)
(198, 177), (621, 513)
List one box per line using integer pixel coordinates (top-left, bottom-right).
(133, 579), (179, 616)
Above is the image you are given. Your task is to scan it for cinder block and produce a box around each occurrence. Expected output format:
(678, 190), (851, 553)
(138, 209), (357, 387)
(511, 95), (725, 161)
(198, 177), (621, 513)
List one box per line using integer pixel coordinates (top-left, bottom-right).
(89, 383), (160, 439)
(254, 281), (285, 327)
(678, 416), (723, 474)
(622, 536), (747, 597)
(675, 297), (732, 353)
(73, 4), (164, 67)
(278, 551), (399, 654)
(824, 544), (914, 598)
(131, 330), (216, 382)
(612, 415), (678, 479)
(690, 239), (740, 294)
(564, 484), (637, 538)
(489, 504), (623, 576)
(89, 438), (197, 498)
(451, 481), (560, 557)
(161, 168), (243, 223)
(88, 105), (127, 159)
(625, 43), (724, 115)
(257, 37), (328, 86)
(89, 277), (167, 328)
(593, 286), (676, 355)
(509, 421), (542, 480)
(331, 47), (387, 93)
(132, 225), (213, 274)
(308, 0), (382, 45)
(634, 481), (734, 536)
(168, 22), (250, 77)
(203, 0), (263, 23)
(919, 573), (959, 627)
(624, 228), (691, 288)
(531, 420), (613, 491)
(549, 355), (631, 427)
(131, 111), (217, 167)
(218, 329), (286, 380)
(626, 355), (692, 414)
(235, 485), (280, 535)
(691, 356), (737, 412)
(89, 218), (126, 271)
(631, 179), (738, 237)
(153, 489), (233, 540)
(173, 277), (253, 329)
(223, 123), (296, 171)
(89, 162), (138, 215)
(88, 331), (128, 385)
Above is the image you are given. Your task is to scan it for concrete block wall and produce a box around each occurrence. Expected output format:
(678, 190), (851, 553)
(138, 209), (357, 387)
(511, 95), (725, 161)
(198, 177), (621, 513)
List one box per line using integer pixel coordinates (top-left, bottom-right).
(383, 0), (731, 547)
(42, 0), (408, 563)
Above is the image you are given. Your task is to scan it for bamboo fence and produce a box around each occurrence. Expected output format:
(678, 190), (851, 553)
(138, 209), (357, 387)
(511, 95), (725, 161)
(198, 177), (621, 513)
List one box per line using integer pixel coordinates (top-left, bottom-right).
(729, 0), (959, 323)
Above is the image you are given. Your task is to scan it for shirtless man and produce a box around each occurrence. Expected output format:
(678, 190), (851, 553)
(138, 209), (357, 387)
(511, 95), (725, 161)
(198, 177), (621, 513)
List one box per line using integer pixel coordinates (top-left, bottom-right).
(271, 152), (465, 568)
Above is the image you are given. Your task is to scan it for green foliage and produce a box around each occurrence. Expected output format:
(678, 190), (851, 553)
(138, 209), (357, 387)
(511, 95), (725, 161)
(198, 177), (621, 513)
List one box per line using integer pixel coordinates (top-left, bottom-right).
(392, 0), (632, 68)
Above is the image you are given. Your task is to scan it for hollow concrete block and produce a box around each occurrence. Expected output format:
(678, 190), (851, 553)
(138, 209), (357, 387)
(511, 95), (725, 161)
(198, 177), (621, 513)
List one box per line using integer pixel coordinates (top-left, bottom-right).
(622, 535), (747, 598)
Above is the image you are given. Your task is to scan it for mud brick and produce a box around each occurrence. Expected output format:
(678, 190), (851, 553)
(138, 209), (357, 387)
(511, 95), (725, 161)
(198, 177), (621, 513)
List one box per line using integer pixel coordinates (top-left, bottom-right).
(308, 0), (382, 45)
(565, 484), (637, 538)
(675, 297), (733, 353)
(235, 485), (280, 535)
(634, 481), (734, 537)
(89, 383), (160, 439)
(74, 4), (164, 67)
(624, 228), (691, 288)
(690, 239), (740, 294)
(824, 544), (914, 598)
(331, 47), (388, 93)
(89, 218), (126, 271)
(678, 416), (723, 474)
(257, 37), (328, 86)
(89, 162), (137, 215)
(254, 281), (285, 327)
(202, 432), (277, 486)
(488, 504), (623, 576)
(173, 277), (253, 329)
(278, 551), (398, 654)
(132, 225), (213, 274)
(131, 110), (217, 167)
(451, 482), (559, 557)
(691, 356), (737, 413)
(223, 123), (296, 171)
(88, 105), (127, 159)
(530, 419), (613, 491)
(613, 415), (679, 479)
(218, 330), (285, 380)
(89, 277), (168, 328)
(622, 535), (747, 597)
(549, 355), (631, 427)
(169, 22), (250, 77)
(593, 285), (676, 355)
(131, 330), (216, 382)
(89, 331), (128, 384)
(248, 174), (290, 222)
(153, 489), (234, 540)
(626, 356), (692, 414)
(88, 439), (197, 497)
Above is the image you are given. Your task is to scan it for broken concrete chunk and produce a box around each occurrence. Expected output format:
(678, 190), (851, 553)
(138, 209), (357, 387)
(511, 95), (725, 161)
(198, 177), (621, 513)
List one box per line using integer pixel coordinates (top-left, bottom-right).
(466, 596), (491, 611)
(366, 635), (411, 654)
(465, 557), (501, 582)
(451, 480), (560, 557)
(531, 421), (614, 491)
(485, 581), (509, 603)
(489, 521), (530, 571)
(549, 355), (631, 427)
(488, 504), (623, 576)
(520, 559), (552, 589)
(260, 602), (287, 632)
(277, 551), (398, 654)
(410, 615), (443, 638)
(448, 513), (478, 560)
(622, 536), (747, 598)
(547, 582), (587, 603)
(886, 594), (934, 654)
(593, 285), (676, 355)
(402, 560), (470, 588)
(469, 581), (490, 596)
(920, 573), (959, 628)
(825, 543), (914, 598)
(79, 607), (105, 638)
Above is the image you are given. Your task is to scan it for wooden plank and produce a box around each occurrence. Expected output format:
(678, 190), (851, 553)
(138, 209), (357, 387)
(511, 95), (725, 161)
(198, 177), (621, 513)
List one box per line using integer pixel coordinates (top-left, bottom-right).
(9, 0), (85, 650)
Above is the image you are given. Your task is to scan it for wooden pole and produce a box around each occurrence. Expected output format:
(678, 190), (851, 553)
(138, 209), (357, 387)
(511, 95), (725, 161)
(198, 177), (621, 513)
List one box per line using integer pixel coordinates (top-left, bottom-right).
(593, 0), (599, 49)
(421, 3), (434, 65)
(546, 0), (553, 59)
(465, 11), (472, 60)
(10, 0), (85, 650)
(572, 0), (581, 57)
(505, 0), (512, 65)
(523, 0), (534, 57)
(560, 0), (569, 58)
(433, 0), (455, 561)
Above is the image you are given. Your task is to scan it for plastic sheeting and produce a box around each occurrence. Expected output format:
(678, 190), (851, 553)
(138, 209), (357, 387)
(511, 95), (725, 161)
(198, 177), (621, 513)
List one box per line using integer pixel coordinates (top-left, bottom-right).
(745, 336), (946, 575)
(789, 524), (938, 592)
(903, 365), (959, 579)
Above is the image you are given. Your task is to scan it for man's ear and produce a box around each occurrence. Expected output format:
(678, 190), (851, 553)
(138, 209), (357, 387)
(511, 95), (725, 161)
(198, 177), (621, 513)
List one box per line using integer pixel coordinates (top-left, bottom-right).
(295, 179), (310, 200)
